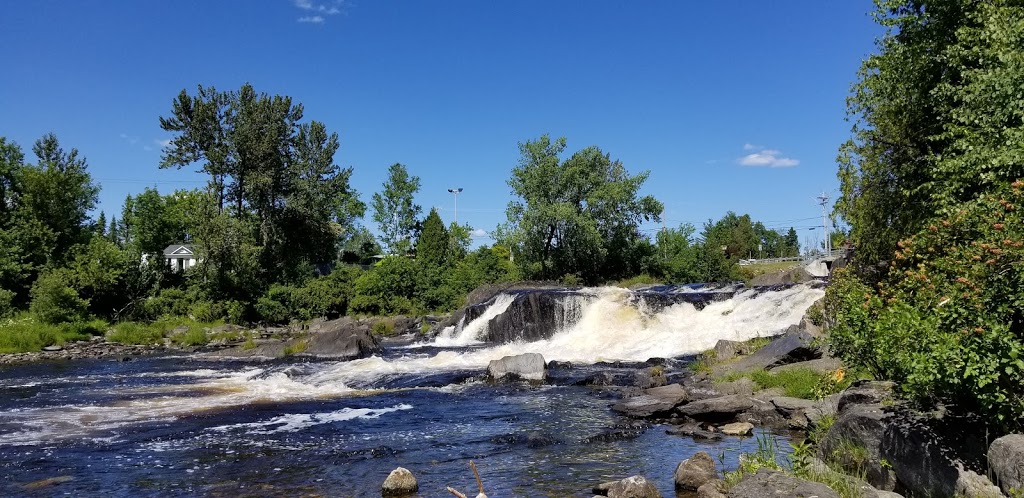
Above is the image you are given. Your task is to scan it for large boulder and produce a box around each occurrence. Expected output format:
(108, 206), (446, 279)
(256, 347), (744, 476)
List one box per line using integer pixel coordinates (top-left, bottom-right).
(606, 475), (662, 498)
(611, 384), (688, 418)
(695, 479), (727, 498)
(673, 451), (717, 490)
(677, 394), (754, 422)
(729, 468), (839, 498)
(487, 353), (547, 381)
(989, 434), (1024, 495)
(819, 403), (897, 490)
(381, 467), (418, 497)
(715, 329), (821, 375)
(836, 380), (894, 412)
(305, 317), (380, 359)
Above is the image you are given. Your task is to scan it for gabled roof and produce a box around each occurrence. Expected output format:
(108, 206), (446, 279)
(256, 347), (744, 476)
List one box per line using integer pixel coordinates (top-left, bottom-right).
(163, 244), (194, 257)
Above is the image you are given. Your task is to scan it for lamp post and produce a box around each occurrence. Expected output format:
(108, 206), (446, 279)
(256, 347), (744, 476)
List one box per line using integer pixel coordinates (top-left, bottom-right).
(447, 187), (463, 224)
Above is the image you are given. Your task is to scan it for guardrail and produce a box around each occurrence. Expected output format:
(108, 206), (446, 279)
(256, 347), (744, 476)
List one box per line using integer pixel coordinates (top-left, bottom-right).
(738, 249), (846, 266)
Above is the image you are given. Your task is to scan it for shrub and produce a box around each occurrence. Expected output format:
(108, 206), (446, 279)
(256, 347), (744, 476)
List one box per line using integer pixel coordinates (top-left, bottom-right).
(224, 300), (246, 325)
(828, 181), (1024, 431)
(255, 296), (289, 324)
(0, 314), (90, 352)
(190, 300), (224, 323)
(30, 271), (89, 325)
(0, 289), (14, 319)
(371, 319), (394, 336)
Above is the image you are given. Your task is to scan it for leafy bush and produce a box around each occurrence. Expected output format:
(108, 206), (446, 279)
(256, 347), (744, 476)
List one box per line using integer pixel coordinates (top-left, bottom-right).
(224, 300), (246, 325)
(828, 181), (1024, 430)
(351, 256), (419, 315)
(30, 271), (89, 324)
(190, 300), (225, 323)
(106, 321), (164, 345)
(0, 289), (14, 319)
(0, 314), (93, 352)
(255, 295), (289, 324)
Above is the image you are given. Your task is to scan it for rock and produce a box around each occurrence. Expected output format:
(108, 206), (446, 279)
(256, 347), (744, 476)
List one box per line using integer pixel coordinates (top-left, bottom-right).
(772, 357), (843, 375)
(674, 451), (717, 490)
(696, 479), (727, 498)
(606, 475), (662, 498)
(666, 423), (723, 441)
(611, 384), (688, 418)
(878, 409), (1000, 497)
(837, 381), (894, 412)
(770, 396), (815, 416)
(713, 339), (745, 361)
(676, 394), (753, 422)
(875, 492), (905, 498)
(633, 368), (667, 389)
(729, 468), (839, 498)
(715, 329), (821, 375)
(819, 403), (896, 490)
(381, 467), (418, 497)
(41, 345), (62, 352)
(593, 480), (616, 496)
(719, 421), (754, 436)
(807, 393), (840, 426)
(487, 353), (547, 381)
(954, 470), (1003, 498)
(988, 433), (1024, 495)
(305, 317), (381, 359)
(714, 377), (755, 396)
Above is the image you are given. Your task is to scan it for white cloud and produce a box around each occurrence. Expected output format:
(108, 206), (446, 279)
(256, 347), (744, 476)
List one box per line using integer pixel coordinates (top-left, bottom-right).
(737, 145), (799, 168)
(293, 0), (343, 23)
(156, 139), (171, 147)
(470, 228), (489, 238)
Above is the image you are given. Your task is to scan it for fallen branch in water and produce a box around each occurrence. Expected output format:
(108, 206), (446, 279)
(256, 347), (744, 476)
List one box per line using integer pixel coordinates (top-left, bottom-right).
(446, 460), (487, 498)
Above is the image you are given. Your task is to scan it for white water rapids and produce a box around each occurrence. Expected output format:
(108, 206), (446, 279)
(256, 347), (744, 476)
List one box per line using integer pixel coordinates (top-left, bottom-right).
(0, 283), (824, 446)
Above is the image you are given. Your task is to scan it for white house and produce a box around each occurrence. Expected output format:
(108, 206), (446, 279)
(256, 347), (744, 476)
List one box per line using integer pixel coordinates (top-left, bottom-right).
(163, 244), (198, 272)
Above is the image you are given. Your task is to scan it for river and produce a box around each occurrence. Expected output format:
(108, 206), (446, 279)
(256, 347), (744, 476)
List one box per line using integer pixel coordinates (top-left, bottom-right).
(0, 283), (823, 497)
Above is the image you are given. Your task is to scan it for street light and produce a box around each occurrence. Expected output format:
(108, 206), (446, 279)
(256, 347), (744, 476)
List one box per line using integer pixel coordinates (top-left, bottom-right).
(447, 188), (463, 224)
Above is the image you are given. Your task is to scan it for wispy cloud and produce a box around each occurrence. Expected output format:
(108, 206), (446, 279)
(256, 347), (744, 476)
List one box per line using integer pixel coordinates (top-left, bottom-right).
(737, 144), (799, 168)
(293, 0), (343, 23)
(156, 139), (171, 147)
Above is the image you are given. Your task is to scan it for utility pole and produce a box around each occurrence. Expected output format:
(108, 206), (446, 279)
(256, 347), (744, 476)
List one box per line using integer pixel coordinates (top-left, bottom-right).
(447, 188), (463, 224)
(816, 192), (830, 255)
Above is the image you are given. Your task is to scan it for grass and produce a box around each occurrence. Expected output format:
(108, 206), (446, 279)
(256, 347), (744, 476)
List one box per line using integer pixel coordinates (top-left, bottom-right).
(0, 314), (102, 353)
(718, 367), (853, 400)
(737, 261), (801, 282)
(612, 273), (663, 288)
(106, 322), (165, 345)
(241, 332), (257, 350)
(282, 338), (309, 356)
(372, 319), (395, 336)
(690, 349), (717, 374)
(723, 432), (870, 498)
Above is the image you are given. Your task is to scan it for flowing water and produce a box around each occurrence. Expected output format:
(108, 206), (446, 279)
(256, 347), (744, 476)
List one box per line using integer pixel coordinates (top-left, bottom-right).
(0, 284), (823, 497)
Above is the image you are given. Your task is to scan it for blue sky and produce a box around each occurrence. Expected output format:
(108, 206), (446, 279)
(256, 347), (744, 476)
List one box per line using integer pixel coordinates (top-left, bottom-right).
(0, 1), (882, 249)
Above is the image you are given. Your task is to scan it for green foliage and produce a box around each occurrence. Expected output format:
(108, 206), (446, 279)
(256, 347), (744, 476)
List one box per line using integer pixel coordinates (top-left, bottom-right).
(371, 319), (394, 335)
(417, 208), (448, 268)
(351, 256), (419, 315)
(747, 369), (824, 400)
(371, 163), (421, 255)
(0, 288), (13, 318)
(0, 314), (96, 353)
(612, 274), (662, 288)
(808, 413), (837, 446)
(30, 271), (89, 325)
(723, 433), (785, 487)
(282, 338), (308, 356)
(159, 84), (365, 301)
(171, 326), (208, 347)
(107, 322), (164, 345)
(690, 350), (717, 374)
(830, 181), (1024, 430)
(498, 134), (663, 284)
(190, 300), (225, 323)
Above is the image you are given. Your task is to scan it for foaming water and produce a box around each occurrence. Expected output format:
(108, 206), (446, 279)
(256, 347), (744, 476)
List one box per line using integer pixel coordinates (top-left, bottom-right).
(309, 283), (823, 387)
(433, 293), (517, 347)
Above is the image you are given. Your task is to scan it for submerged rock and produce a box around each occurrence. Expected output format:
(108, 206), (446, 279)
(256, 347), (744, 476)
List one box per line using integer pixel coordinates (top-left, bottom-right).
(487, 353), (547, 381)
(606, 475), (662, 498)
(611, 384), (687, 418)
(381, 467), (418, 497)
